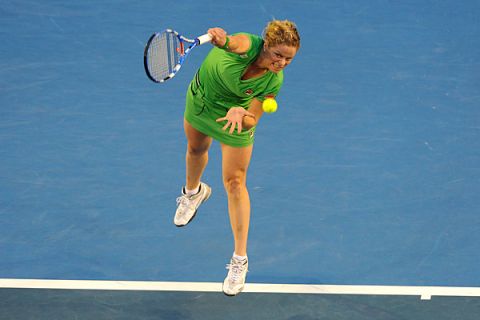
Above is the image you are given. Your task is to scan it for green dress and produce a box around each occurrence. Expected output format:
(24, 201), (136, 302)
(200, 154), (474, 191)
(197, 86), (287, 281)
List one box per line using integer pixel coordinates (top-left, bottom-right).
(185, 33), (283, 147)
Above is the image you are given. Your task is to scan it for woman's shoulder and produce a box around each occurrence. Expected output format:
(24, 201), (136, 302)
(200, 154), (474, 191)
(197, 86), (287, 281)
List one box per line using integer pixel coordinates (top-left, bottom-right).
(230, 32), (263, 59)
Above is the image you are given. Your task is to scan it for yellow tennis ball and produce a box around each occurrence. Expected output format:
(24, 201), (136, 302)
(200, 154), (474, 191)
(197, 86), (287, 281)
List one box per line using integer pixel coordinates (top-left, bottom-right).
(262, 98), (278, 113)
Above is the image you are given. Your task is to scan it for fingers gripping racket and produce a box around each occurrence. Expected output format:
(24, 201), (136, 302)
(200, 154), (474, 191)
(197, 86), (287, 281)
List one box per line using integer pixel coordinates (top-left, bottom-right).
(144, 29), (212, 83)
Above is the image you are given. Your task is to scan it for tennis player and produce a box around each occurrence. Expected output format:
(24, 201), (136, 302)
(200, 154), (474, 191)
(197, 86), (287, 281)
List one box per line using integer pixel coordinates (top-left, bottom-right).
(174, 20), (300, 296)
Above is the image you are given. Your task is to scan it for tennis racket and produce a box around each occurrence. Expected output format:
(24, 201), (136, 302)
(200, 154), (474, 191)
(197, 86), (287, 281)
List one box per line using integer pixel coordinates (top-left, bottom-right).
(144, 29), (212, 83)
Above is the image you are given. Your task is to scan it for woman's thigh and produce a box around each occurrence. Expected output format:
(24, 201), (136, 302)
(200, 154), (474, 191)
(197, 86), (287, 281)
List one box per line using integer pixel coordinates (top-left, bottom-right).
(220, 143), (253, 183)
(184, 119), (212, 153)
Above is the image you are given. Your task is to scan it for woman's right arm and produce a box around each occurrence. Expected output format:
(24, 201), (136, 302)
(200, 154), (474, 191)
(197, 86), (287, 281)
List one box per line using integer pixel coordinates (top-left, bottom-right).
(208, 27), (251, 55)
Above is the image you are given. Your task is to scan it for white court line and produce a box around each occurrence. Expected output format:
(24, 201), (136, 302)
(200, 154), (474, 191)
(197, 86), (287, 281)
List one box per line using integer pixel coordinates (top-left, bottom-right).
(2, 279), (480, 300)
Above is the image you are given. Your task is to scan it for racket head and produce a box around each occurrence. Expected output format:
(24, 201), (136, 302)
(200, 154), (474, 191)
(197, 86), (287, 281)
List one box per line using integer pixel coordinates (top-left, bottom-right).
(143, 29), (185, 83)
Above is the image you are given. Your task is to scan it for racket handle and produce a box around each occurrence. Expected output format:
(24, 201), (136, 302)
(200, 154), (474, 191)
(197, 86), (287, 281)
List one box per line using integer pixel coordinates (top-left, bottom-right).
(197, 33), (213, 45)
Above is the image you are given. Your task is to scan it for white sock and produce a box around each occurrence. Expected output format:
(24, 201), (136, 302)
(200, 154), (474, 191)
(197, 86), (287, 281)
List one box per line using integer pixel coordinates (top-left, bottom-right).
(233, 253), (248, 262)
(185, 184), (200, 196)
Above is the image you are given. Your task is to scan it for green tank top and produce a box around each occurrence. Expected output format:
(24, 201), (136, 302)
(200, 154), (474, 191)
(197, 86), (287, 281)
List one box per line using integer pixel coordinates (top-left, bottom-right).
(197, 33), (283, 110)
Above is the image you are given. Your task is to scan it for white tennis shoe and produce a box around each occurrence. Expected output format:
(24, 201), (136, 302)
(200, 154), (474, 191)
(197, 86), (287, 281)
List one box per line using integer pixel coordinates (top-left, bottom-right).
(174, 182), (211, 227)
(223, 256), (248, 296)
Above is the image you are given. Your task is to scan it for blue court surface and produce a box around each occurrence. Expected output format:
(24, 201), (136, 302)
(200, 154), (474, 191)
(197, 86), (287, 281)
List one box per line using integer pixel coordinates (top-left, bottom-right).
(1, 0), (480, 319)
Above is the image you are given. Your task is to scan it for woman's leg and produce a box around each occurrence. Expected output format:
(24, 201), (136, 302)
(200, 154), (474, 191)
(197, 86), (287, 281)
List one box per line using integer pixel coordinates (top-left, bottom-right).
(184, 119), (212, 190)
(220, 143), (253, 256)
(221, 143), (253, 296)
(174, 120), (213, 227)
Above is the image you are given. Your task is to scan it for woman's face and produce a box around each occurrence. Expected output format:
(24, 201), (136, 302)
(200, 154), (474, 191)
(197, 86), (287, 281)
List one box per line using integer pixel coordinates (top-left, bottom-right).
(263, 44), (298, 73)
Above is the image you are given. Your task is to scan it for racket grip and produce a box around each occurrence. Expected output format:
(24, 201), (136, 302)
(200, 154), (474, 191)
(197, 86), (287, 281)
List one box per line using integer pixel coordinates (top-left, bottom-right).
(197, 33), (213, 45)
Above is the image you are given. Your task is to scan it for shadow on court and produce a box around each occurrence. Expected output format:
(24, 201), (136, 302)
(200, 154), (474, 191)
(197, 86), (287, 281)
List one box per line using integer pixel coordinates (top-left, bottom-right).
(1, 288), (480, 320)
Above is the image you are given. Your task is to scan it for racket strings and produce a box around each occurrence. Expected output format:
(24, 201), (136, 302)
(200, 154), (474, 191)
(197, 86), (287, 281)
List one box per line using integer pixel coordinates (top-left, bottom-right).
(146, 32), (182, 81)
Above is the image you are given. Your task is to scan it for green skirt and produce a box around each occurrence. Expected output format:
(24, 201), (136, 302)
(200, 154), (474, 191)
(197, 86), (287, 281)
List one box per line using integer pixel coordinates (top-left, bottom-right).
(184, 81), (256, 148)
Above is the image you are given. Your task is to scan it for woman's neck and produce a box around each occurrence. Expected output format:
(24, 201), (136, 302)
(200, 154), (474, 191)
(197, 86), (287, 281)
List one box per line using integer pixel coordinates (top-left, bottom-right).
(253, 49), (269, 69)
(242, 53), (269, 80)
(242, 63), (267, 80)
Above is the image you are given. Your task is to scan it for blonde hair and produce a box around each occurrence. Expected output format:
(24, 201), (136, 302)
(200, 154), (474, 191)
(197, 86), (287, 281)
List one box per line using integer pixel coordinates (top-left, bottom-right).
(263, 20), (300, 49)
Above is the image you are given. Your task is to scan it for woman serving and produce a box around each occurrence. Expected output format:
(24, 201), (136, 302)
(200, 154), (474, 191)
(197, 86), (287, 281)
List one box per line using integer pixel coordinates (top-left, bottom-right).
(174, 20), (300, 296)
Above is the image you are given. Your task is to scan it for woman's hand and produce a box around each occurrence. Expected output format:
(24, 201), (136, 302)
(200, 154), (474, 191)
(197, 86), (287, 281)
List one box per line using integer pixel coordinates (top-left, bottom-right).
(208, 27), (228, 48)
(216, 107), (255, 134)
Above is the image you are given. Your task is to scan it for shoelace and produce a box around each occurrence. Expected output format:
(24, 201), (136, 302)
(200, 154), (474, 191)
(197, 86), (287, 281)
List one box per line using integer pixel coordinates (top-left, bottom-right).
(226, 260), (247, 283)
(176, 195), (195, 212)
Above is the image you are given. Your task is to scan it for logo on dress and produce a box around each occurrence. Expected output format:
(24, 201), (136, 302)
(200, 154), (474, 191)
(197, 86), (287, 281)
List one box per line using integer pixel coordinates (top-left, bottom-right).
(244, 89), (254, 96)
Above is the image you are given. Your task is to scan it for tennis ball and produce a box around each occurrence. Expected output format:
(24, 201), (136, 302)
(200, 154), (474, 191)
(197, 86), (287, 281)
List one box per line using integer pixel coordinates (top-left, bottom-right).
(262, 98), (278, 113)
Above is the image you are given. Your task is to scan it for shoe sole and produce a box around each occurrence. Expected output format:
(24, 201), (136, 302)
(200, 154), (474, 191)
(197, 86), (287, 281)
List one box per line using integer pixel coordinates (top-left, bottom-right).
(175, 185), (211, 227)
(222, 284), (245, 297)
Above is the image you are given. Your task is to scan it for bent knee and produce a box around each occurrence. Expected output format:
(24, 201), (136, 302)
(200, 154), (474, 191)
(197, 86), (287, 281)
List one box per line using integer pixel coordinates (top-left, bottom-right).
(187, 143), (209, 157)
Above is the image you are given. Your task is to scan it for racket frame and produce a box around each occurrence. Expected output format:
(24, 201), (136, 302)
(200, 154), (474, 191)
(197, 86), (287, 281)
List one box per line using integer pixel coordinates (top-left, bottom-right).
(144, 29), (211, 83)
